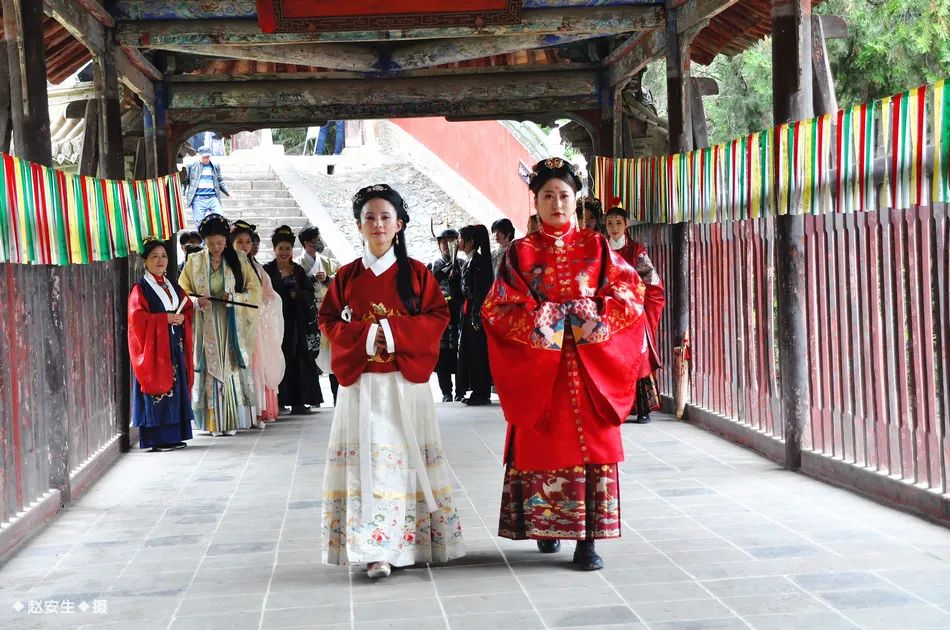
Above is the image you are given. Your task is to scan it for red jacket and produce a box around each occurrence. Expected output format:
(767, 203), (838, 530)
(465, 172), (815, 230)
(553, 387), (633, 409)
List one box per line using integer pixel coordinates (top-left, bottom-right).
(319, 256), (449, 387)
(483, 227), (648, 470)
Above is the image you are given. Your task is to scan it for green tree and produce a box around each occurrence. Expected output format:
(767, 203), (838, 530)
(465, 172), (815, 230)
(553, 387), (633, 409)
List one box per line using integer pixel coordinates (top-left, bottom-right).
(640, 0), (950, 146)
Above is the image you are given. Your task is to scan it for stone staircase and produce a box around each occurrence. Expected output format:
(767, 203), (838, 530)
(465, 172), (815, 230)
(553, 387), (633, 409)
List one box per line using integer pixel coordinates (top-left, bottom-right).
(216, 160), (310, 262)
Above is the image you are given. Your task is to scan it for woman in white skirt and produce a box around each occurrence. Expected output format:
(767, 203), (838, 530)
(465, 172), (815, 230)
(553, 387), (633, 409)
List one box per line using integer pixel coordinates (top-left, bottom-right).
(318, 184), (465, 578)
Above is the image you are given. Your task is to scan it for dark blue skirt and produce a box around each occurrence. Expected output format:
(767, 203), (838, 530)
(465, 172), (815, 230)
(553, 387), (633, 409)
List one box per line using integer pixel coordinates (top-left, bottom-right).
(132, 325), (194, 449)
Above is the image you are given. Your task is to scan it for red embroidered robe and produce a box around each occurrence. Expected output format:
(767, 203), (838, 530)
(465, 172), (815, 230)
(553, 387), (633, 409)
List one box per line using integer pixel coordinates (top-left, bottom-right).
(319, 257), (449, 386)
(128, 282), (195, 395)
(482, 228), (648, 471)
(614, 238), (665, 378)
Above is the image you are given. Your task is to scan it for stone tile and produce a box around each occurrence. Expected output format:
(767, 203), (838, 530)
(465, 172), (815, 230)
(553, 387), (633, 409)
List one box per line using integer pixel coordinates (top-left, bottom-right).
(742, 612), (859, 629)
(817, 588), (921, 610)
(792, 571), (892, 592)
(843, 605), (950, 629)
(528, 586), (624, 608)
(615, 581), (711, 604)
(648, 619), (747, 630)
(700, 576), (800, 598)
(176, 592), (266, 616)
(171, 611), (264, 629)
(722, 592), (834, 616)
(630, 598), (734, 623)
(540, 604), (640, 628)
(261, 604), (351, 628)
(441, 592), (532, 616)
(448, 611), (545, 630)
(354, 618), (445, 630)
(353, 598), (444, 622)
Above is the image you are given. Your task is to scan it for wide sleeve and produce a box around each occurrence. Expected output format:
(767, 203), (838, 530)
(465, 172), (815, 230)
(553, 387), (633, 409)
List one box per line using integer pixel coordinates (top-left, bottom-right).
(319, 266), (376, 387)
(481, 244), (564, 430)
(127, 284), (174, 396)
(574, 243), (649, 423)
(383, 263), (450, 383)
(177, 287), (196, 390)
(178, 257), (196, 296)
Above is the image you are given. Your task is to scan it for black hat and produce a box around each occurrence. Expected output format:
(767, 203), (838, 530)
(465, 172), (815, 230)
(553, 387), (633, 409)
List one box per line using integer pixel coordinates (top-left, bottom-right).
(198, 213), (230, 238)
(230, 219), (257, 238)
(528, 157), (584, 194)
(436, 228), (459, 241)
(178, 230), (201, 246)
(298, 226), (321, 245)
(271, 225), (296, 247)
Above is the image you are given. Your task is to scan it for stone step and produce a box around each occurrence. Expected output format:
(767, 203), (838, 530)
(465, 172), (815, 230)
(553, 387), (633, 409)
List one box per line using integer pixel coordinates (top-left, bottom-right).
(221, 170), (276, 180)
(229, 189), (294, 199)
(226, 199), (299, 209)
(226, 180), (287, 191)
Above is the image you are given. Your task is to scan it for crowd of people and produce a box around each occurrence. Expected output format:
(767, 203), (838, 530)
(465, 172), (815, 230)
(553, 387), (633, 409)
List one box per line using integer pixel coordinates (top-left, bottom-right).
(125, 156), (665, 579)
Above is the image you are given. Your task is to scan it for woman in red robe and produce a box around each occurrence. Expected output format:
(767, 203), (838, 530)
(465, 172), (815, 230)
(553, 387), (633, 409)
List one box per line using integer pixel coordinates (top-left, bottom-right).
(605, 206), (666, 423)
(319, 184), (465, 579)
(128, 237), (195, 451)
(482, 158), (649, 571)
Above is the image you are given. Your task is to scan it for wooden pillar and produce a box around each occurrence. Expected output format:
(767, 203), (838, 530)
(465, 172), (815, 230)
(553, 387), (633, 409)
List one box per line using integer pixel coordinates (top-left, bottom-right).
(96, 30), (125, 180)
(772, 0), (813, 470)
(93, 29), (132, 453)
(0, 44), (11, 153)
(665, 4), (693, 418)
(3, 0), (52, 164)
(811, 15), (838, 116)
(77, 100), (99, 177)
(3, 0), (71, 502)
(142, 105), (157, 177)
(154, 81), (171, 175)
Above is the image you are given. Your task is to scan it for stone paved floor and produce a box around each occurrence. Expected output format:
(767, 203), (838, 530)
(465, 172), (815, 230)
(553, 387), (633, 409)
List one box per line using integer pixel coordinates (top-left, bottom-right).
(4, 401), (950, 630)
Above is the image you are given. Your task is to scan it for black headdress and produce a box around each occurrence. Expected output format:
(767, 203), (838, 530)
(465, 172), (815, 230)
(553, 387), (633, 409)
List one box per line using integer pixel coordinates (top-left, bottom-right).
(527, 157), (584, 194)
(298, 226), (321, 245)
(140, 235), (166, 258)
(198, 213), (230, 238)
(271, 225), (296, 247)
(230, 219), (257, 238)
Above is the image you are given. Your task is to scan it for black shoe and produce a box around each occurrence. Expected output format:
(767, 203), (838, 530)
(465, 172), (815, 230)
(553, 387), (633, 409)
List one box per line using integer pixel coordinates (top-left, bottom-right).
(454, 394), (466, 402)
(537, 539), (560, 554)
(291, 406), (311, 415)
(633, 414), (652, 424)
(464, 397), (491, 406)
(442, 395), (453, 403)
(572, 541), (604, 571)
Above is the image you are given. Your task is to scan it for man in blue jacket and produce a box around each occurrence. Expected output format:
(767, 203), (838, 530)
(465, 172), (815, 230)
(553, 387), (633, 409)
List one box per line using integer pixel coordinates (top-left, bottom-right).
(185, 148), (230, 226)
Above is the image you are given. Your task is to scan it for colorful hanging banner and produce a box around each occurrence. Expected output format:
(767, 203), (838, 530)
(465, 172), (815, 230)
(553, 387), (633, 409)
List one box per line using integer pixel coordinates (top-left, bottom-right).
(594, 78), (946, 224)
(0, 152), (186, 265)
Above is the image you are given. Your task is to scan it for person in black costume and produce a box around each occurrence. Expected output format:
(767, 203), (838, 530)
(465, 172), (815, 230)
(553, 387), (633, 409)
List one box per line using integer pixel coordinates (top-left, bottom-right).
(263, 225), (324, 414)
(456, 224), (494, 406)
(428, 229), (463, 403)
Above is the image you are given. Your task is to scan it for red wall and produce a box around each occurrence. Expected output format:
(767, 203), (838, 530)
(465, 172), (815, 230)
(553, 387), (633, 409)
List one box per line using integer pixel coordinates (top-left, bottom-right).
(392, 118), (535, 231)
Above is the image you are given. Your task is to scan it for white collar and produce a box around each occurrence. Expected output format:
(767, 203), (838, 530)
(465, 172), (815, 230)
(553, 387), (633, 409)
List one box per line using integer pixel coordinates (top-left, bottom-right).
(362, 245), (397, 276)
(609, 235), (626, 250)
(143, 273), (179, 312)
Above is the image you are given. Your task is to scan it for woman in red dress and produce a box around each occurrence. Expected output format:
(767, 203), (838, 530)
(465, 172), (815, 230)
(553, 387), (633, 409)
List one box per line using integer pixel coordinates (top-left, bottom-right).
(605, 206), (666, 424)
(482, 159), (649, 570)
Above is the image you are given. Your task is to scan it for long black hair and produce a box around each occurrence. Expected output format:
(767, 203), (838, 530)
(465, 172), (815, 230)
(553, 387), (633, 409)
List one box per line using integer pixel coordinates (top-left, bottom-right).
(459, 224), (493, 294)
(198, 213), (246, 293)
(352, 184), (419, 313)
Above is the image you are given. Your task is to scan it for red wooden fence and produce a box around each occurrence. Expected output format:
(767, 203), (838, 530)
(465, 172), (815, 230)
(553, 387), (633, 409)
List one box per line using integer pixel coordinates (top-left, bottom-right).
(635, 202), (950, 497)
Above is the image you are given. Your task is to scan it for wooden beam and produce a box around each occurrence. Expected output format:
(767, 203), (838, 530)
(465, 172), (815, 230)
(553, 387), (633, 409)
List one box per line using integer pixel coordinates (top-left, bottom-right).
(111, 0), (658, 20)
(118, 7), (665, 47)
(156, 31), (604, 73)
(605, 30), (664, 86)
(115, 45), (157, 105)
(167, 70), (599, 110)
(676, 0), (742, 35)
(818, 14), (848, 39)
(164, 62), (599, 83)
(693, 76), (719, 96)
(44, 1), (159, 106)
(168, 95), (599, 128)
(4, 0), (53, 164)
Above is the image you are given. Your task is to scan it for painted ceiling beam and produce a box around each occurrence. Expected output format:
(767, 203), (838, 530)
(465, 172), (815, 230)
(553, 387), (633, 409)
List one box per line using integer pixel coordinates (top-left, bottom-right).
(110, 0), (660, 21)
(44, 0), (160, 105)
(604, 29), (664, 86)
(158, 32), (605, 73)
(117, 7), (664, 47)
(166, 69), (599, 111)
(675, 0), (742, 35)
